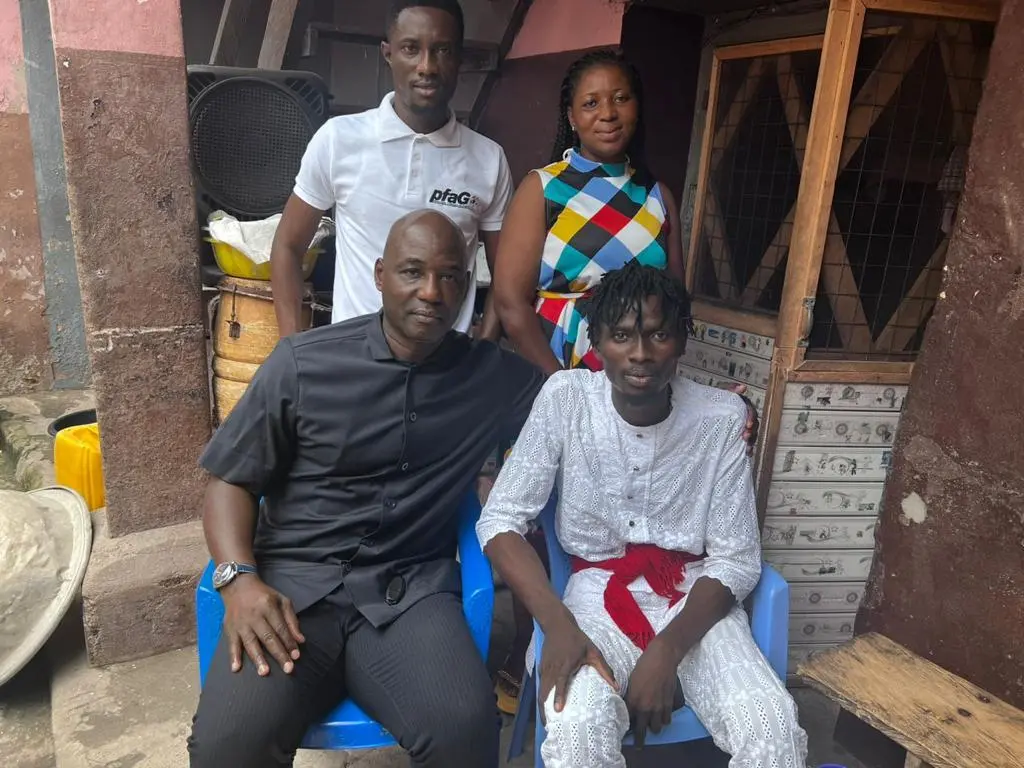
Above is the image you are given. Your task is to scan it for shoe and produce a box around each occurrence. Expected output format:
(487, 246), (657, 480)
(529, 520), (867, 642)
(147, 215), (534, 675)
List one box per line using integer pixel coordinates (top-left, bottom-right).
(495, 670), (521, 716)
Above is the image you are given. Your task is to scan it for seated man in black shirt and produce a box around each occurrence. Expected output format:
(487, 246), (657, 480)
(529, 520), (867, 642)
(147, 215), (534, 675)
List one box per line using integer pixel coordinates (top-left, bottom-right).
(187, 209), (544, 768)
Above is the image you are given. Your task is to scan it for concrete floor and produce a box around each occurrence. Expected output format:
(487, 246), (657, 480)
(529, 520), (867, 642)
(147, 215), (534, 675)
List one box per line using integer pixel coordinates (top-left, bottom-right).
(0, 657), (56, 768)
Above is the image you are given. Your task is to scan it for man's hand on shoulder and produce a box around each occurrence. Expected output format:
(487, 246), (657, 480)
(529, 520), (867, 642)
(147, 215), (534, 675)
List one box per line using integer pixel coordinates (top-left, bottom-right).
(221, 575), (305, 677)
(724, 383), (759, 455)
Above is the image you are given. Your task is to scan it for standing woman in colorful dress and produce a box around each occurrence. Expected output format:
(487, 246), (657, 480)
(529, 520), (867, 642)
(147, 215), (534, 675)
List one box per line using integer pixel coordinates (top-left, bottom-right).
(493, 48), (684, 374)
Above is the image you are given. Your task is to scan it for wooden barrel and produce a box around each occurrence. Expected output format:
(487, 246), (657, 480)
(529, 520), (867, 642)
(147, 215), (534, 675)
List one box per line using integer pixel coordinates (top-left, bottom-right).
(211, 276), (311, 422)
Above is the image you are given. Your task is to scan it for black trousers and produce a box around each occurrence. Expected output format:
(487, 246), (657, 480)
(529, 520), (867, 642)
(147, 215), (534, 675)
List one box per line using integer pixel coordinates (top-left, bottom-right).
(188, 590), (499, 767)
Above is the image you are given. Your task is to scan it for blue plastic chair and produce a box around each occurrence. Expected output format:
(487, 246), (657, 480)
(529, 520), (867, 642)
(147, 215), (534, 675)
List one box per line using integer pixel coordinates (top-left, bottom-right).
(508, 500), (790, 764)
(195, 487), (494, 750)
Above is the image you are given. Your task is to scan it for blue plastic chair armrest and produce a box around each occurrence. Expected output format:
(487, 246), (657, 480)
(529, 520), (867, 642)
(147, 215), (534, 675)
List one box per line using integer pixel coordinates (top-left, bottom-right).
(196, 560), (224, 686)
(748, 563), (789, 680)
(457, 489), (494, 661)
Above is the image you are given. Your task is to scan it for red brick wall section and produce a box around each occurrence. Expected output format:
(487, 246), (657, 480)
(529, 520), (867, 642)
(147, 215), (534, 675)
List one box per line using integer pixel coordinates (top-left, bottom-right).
(0, 2), (52, 394)
(858, 0), (1024, 709)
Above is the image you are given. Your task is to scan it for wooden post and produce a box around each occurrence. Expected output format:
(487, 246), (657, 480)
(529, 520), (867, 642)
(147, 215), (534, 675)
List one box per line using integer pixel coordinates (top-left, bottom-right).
(210, 0), (255, 66)
(685, 55), (721, 293)
(754, 351), (795, 523)
(774, 0), (866, 356)
(258, 0), (299, 70)
(755, 0), (865, 511)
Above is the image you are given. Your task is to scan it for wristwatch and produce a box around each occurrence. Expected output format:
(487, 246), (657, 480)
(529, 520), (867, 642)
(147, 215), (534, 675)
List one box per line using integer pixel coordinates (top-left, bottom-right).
(212, 561), (258, 590)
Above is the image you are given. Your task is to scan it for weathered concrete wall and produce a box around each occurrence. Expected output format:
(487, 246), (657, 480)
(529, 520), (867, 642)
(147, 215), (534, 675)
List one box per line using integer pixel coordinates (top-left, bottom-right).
(506, 0), (624, 59)
(620, 6), (703, 202)
(859, 0), (1024, 709)
(477, 0), (626, 180)
(477, 49), (581, 183)
(0, 0), (52, 395)
(477, 2), (702, 198)
(46, 0), (211, 537)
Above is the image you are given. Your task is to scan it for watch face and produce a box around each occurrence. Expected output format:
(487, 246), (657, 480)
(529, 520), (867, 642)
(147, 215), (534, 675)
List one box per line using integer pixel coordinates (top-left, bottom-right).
(213, 562), (237, 589)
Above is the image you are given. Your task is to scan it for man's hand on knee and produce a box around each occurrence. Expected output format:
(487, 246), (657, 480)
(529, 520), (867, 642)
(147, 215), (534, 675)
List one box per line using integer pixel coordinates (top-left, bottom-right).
(222, 577), (305, 677)
(625, 636), (682, 749)
(540, 618), (617, 721)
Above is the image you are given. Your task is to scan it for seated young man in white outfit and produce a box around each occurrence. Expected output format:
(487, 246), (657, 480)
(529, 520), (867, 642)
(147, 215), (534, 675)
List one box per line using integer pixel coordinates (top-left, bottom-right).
(476, 262), (808, 768)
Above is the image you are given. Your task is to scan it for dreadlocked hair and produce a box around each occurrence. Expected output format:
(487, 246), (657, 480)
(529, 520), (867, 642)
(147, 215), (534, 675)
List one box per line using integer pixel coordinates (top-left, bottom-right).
(578, 261), (695, 346)
(387, 0), (465, 47)
(549, 48), (647, 166)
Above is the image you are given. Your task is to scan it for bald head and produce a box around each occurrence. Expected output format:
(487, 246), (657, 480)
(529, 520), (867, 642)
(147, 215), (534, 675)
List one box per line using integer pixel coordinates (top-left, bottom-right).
(374, 209), (470, 356)
(383, 209), (466, 265)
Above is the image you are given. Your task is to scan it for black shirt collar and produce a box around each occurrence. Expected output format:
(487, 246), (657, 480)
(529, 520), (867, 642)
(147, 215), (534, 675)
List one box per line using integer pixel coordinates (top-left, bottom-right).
(366, 312), (395, 361)
(365, 311), (464, 365)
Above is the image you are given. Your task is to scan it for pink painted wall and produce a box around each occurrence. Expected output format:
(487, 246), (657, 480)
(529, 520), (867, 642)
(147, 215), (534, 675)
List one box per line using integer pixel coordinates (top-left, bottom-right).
(507, 0), (624, 60)
(0, 0), (27, 114)
(48, 0), (185, 57)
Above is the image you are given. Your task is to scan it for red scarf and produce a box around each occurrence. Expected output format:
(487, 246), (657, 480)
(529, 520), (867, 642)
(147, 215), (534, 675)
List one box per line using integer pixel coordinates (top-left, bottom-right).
(571, 545), (705, 650)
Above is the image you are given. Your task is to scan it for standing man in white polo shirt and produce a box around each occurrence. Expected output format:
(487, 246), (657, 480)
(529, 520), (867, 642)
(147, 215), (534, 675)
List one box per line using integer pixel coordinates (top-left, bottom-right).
(270, 0), (512, 340)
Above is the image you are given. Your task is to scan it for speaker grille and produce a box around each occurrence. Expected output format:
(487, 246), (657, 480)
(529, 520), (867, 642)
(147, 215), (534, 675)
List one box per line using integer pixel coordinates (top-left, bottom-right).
(190, 77), (318, 218)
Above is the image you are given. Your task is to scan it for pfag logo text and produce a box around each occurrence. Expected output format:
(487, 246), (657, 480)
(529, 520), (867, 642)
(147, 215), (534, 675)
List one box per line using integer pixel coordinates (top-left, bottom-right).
(429, 188), (478, 209)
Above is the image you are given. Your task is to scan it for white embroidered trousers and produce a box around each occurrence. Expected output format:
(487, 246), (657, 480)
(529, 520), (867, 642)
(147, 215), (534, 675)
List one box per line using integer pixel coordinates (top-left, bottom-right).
(539, 572), (808, 768)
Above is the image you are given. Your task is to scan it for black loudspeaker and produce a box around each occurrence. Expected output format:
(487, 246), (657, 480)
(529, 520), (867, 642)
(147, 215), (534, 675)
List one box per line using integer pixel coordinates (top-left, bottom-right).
(186, 66), (330, 221)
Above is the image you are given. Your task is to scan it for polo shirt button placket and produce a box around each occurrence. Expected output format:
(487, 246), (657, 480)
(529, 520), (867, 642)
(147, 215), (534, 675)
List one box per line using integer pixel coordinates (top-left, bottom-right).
(410, 139), (422, 195)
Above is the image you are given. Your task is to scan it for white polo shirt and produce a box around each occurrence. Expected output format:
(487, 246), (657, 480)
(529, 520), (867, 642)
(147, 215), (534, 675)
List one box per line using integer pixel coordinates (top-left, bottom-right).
(293, 93), (513, 332)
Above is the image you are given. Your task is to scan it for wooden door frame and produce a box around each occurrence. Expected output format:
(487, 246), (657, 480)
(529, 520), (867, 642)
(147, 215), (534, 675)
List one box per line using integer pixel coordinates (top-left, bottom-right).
(751, 0), (1000, 511)
(685, 34), (826, 339)
(774, 0), (999, 366)
(683, 0), (1000, 512)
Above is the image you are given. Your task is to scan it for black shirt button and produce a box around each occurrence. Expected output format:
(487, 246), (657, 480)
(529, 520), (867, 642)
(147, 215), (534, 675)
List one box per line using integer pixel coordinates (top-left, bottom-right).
(384, 498), (397, 509)
(409, 412), (417, 422)
(401, 462), (409, 471)
(342, 563), (352, 576)
(385, 575), (406, 605)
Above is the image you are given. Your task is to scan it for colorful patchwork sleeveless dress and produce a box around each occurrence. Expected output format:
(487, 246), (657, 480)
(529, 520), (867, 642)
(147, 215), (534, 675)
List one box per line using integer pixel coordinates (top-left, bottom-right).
(534, 148), (670, 370)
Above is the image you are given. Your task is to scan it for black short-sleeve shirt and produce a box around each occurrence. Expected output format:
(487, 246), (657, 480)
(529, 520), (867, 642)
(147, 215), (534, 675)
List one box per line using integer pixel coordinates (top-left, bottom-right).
(200, 313), (543, 625)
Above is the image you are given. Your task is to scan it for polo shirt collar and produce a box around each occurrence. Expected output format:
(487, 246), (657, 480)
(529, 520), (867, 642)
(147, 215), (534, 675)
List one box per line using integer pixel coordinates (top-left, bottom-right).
(366, 312), (395, 360)
(377, 92), (461, 148)
(365, 312), (463, 365)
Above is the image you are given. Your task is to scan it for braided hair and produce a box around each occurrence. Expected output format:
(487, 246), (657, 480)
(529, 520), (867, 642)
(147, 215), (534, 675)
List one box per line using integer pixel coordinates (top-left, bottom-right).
(549, 49), (647, 165)
(387, 0), (465, 46)
(578, 261), (694, 346)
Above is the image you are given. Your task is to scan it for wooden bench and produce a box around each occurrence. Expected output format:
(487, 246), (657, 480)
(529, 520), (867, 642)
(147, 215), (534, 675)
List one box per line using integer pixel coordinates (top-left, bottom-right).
(798, 633), (1024, 768)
